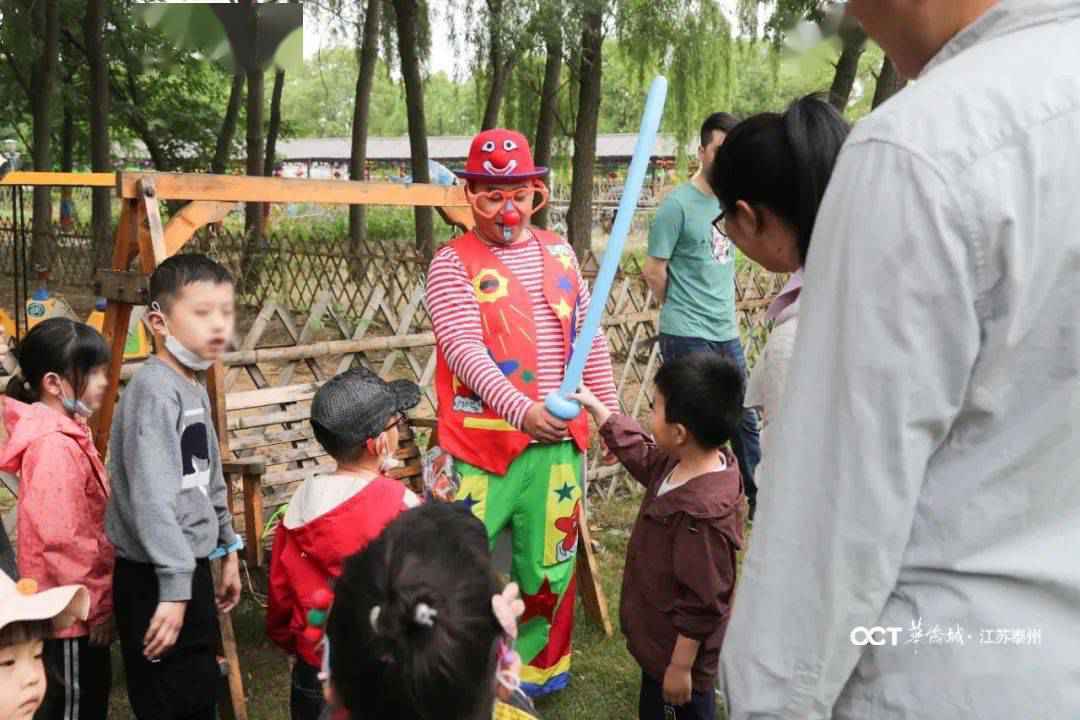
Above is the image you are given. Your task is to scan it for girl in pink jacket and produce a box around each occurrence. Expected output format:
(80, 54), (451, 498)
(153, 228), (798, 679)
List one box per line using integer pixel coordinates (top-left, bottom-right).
(0, 318), (113, 720)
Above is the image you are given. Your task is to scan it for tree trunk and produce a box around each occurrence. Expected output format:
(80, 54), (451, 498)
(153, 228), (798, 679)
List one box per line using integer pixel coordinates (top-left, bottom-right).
(211, 73), (245, 174)
(60, 101), (74, 173)
(263, 69), (285, 176)
(240, 67), (265, 293)
(393, 0), (434, 259)
(29, 0), (60, 274)
(480, 0), (512, 130)
(567, 8), (602, 259)
(871, 55), (907, 109)
(349, 0), (382, 262)
(85, 0), (113, 269)
(245, 68), (265, 233)
(533, 30), (562, 229)
(828, 16), (867, 112)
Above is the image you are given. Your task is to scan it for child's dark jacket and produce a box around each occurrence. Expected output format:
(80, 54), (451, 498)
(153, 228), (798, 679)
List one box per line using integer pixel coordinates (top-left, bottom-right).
(600, 413), (745, 691)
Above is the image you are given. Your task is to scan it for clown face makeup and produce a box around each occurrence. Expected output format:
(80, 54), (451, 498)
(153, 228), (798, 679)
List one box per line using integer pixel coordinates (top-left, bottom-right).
(456, 129), (551, 244)
(468, 181), (548, 245)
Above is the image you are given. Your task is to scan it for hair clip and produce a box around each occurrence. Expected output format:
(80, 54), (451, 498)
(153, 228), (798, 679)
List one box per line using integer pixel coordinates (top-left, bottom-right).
(413, 602), (438, 628)
(492, 582), (524, 640)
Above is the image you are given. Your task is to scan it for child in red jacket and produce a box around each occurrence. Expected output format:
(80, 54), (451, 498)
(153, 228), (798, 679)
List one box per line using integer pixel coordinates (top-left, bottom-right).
(267, 367), (422, 720)
(0, 318), (114, 720)
(572, 352), (747, 720)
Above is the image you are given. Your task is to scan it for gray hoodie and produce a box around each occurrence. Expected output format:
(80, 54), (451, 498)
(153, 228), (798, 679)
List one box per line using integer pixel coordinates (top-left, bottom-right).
(105, 357), (238, 601)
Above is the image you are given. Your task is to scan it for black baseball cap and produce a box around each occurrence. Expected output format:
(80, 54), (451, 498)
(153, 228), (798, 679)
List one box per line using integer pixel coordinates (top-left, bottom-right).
(310, 367), (421, 449)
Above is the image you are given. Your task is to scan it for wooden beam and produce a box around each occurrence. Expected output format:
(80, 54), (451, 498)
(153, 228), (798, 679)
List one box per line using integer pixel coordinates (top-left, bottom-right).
(93, 200), (142, 456)
(117, 172), (471, 207)
(163, 200), (236, 258)
(211, 559), (249, 720)
(242, 470), (264, 568)
(138, 178), (168, 266)
(92, 270), (149, 305)
(436, 204), (475, 231)
(0, 171), (115, 187)
(576, 501), (614, 637)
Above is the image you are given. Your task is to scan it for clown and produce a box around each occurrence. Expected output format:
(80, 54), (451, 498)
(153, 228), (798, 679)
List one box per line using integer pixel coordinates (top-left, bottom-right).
(426, 129), (619, 696)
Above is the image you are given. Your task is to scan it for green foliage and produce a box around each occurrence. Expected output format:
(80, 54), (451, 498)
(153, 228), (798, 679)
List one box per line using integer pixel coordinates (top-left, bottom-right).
(616, 0), (733, 153)
(225, 206), (454, 246)
(280, 47), (480, 138)
(730, 37), (886, 120)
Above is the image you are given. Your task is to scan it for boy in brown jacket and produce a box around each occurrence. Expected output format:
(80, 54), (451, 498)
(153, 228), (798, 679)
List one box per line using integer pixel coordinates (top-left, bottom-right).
(572, 352), (746, 720)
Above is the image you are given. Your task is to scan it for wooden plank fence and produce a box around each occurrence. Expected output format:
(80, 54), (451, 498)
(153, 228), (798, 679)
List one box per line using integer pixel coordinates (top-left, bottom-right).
(210, 248), (787, 510)
(0, 217), (785, 510)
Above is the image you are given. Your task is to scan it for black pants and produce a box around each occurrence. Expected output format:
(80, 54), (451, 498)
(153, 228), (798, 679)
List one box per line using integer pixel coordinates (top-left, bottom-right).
(290, 659), (327, 720)
(36, 636), (112, 720)
(639, 671), (716, 720)
(114, 557), (220, 720)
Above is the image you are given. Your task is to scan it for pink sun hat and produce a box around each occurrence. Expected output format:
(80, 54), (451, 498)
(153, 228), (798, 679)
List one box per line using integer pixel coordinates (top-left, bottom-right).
(0, 571), (89, 634)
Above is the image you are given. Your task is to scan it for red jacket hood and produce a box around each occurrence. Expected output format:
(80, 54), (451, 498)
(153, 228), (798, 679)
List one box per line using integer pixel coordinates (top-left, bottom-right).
(0, 398), (95, 474)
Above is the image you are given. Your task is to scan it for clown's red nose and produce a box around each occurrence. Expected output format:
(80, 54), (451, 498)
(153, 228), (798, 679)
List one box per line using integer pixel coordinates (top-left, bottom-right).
(500, 203), (521, 226)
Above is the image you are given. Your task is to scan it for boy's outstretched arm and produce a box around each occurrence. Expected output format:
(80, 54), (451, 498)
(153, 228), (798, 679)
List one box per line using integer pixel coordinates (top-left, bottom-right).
(572, 386), (673, 487)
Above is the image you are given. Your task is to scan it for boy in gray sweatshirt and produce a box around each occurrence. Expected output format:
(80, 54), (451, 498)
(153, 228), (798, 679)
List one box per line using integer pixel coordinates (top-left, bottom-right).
(106, 254), (242, 720)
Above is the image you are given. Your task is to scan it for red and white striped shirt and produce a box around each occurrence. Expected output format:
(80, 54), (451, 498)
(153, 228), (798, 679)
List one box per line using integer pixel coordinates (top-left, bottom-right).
(427, 232), (620, 430)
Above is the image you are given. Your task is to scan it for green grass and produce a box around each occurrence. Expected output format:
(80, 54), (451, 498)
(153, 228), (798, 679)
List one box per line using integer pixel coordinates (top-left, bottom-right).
(105, 493), (736, 719)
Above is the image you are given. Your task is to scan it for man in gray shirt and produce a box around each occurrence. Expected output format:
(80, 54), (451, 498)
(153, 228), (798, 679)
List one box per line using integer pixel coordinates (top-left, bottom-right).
(721, 1), (1080, 717)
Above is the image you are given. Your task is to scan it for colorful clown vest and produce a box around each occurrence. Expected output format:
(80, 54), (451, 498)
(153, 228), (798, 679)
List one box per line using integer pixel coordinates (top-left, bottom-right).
(435, 229), (590, 476)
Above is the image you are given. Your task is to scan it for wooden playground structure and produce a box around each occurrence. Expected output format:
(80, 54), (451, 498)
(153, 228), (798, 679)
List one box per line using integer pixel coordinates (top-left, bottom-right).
(0, 170), (616, 719)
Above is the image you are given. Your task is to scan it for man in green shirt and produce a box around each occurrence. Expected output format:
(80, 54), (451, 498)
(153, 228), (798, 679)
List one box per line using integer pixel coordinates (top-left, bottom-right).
(643, 112), (761, 515)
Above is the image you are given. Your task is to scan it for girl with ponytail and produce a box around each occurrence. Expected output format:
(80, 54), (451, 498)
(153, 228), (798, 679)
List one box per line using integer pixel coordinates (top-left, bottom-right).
(0, 317), (114, 720)
(707, 95), (850, 482)
(324, 502), (536, 720)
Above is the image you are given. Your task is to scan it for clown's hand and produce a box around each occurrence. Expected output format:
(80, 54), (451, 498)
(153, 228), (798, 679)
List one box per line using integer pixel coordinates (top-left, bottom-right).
(523, 402), (568, 443)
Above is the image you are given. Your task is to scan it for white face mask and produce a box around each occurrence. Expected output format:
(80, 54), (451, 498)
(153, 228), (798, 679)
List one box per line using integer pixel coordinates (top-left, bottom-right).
(151, 302), (214, 371)
(379, 450), (403, 473)
(62, 395), (93, 418)
(45, 373), (93, 418)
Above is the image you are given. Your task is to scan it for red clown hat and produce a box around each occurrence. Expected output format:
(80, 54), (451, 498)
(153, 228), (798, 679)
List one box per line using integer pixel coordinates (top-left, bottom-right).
(455, 129), (549, 184)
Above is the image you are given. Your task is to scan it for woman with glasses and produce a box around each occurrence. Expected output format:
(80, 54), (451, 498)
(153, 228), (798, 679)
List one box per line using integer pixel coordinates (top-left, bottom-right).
(707, 95), (849, 493)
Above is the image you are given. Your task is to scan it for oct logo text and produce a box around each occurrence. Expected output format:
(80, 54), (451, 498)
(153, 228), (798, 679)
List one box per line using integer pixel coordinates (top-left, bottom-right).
(850, 626), (903, 646)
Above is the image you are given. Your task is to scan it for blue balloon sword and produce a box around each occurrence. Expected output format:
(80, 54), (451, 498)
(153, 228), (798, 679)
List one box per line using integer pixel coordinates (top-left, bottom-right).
(545, 75), (669, 420)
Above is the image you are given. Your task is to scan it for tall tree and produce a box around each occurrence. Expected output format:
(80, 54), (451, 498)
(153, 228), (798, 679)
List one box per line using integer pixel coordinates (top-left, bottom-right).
(349, 0), (383, 254)
(263, 68), (286, 176)
(479, 0), (515, 129)
(392, 0), (434, 258)
(532, 23), (562, 229)
(566, 2), (603, 259)
(244, 0), (266, 243)
(29, 0), (60, 273)
(617, 0), (732, 170)
(871, 54), (906, 109)
(211, 73), (245, 174)
(85, 0), (113, 267)
(828, 14), (867, 111)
